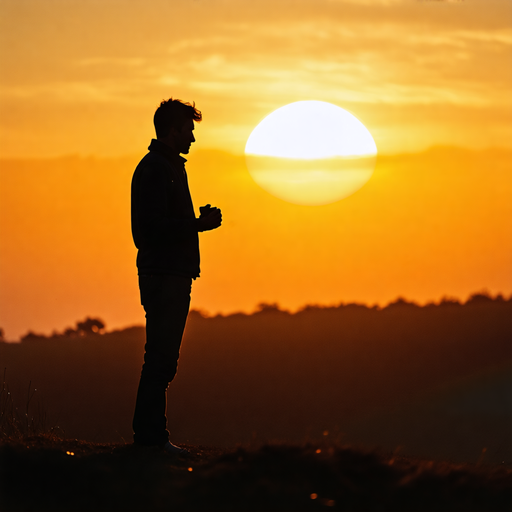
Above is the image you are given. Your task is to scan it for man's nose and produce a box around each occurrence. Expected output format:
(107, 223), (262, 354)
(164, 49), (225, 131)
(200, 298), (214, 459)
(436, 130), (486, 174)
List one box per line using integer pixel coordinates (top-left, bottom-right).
(191, 133), (195, 143)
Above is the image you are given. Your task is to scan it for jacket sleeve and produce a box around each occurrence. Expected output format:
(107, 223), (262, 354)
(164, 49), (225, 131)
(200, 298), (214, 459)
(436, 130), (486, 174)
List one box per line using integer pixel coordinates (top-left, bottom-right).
(132, 162), (199, 248)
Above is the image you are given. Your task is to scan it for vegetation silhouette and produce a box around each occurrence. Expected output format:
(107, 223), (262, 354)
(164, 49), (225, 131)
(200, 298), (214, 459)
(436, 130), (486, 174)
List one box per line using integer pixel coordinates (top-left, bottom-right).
(0, 292), (510, 465)
(19, 316), (106, 342)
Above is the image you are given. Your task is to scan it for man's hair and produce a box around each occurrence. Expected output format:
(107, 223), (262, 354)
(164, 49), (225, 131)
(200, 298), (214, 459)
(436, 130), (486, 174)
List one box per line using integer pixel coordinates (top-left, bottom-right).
(154, 98), (202, 138)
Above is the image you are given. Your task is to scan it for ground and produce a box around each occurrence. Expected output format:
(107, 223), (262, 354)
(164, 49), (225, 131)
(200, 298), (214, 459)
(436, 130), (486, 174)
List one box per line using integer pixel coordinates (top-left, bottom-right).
(1, 435), (511, 511)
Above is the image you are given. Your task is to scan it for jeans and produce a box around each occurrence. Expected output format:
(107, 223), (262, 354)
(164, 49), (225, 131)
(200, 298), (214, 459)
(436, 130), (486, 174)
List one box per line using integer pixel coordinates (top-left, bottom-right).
(132, 274), (192, 446)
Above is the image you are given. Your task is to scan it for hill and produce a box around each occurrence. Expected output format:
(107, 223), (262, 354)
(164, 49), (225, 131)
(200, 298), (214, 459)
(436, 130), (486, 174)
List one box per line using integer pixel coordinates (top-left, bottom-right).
(1, 294), (511, 465)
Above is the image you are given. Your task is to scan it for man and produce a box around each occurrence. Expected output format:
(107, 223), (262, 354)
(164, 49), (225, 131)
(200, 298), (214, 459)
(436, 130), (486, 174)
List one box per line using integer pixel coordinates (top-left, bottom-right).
(131, 98), (222, 454)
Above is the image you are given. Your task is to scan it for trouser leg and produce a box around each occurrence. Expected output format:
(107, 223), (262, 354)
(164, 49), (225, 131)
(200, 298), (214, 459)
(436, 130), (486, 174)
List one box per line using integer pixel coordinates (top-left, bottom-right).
(132, 274), (192, 446)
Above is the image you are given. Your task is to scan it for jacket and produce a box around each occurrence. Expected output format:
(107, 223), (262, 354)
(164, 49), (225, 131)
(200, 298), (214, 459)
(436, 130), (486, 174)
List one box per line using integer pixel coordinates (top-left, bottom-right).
(131, 139), (200, 278)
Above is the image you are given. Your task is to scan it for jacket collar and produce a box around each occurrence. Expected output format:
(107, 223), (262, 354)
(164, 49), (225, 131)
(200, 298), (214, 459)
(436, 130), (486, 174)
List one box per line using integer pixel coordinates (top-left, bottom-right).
(148, 139), (187, 166)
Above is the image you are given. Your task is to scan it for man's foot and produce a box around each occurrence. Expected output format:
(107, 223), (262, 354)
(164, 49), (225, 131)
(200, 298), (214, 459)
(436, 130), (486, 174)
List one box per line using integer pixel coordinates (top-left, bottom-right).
(163, 441), (189, 456)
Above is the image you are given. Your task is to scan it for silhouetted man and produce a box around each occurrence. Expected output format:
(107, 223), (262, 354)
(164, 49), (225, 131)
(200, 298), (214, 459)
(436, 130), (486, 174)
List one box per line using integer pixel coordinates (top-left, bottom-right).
(131, 99), (222, 454)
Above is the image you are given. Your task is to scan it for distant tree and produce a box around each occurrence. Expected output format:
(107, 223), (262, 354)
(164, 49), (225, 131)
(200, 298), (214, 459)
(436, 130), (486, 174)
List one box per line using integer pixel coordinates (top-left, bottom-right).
(188, 309), (208, 319)
(63, 327), (78, 338)
(439, 296), (461, 307)
(20, 331), (47, 343)
(21, 318), (108, 341)
(385, 297), (419, 308)
(255, 302), (286, 314)
(466, 291), (493, 304)
(0, 328), (4, 342)
(75, 317), (105, 336)
(298, 304), (323, 313)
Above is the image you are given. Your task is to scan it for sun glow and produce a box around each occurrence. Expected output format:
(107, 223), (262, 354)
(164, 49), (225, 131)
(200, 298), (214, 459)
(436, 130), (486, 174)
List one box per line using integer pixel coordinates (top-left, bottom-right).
(246, 101), (377, 159)
(245, 101), (377, 205)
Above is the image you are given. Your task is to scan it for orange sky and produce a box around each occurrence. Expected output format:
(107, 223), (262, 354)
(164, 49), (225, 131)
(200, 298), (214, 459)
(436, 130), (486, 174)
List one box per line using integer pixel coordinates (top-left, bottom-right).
(0, 0), (511, 339)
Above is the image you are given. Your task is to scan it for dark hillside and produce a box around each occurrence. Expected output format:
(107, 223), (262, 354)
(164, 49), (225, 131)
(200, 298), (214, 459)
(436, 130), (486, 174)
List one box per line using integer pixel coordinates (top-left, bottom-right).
(1, 296), (510, 463)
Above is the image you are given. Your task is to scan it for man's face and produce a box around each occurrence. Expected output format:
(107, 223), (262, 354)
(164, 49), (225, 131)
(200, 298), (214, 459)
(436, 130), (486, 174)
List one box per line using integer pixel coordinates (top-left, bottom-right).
(169, 118), (196, 155)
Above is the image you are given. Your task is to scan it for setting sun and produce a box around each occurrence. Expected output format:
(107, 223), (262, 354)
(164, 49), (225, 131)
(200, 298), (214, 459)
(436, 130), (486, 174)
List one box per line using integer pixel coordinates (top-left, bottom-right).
(245, 101), (377, 205)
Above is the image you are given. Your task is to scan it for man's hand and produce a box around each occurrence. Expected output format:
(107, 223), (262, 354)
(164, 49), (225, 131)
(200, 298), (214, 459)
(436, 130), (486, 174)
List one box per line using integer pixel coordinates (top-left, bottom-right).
(198, 204), (222, 231)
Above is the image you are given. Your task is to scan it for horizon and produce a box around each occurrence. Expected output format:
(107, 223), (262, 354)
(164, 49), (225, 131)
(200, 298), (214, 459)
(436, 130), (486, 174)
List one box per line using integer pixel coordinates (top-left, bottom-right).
(2, 289), (510, 343)
(2, 142), (511, 161)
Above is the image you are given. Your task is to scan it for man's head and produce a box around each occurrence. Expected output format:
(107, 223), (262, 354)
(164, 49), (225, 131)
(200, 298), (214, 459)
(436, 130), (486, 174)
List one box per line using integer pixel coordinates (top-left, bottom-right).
(154, 98), (202, 154)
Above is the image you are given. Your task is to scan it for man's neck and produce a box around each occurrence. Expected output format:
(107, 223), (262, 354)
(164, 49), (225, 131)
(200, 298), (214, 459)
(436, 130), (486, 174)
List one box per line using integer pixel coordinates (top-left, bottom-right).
(157, 137), (179, 154)
(150, 139), (186, 164)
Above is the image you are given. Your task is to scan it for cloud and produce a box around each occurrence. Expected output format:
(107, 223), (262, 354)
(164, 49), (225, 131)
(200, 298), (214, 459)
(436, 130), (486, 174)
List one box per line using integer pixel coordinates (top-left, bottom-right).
(154, 17), (511, 108)
(0, 0), (510, 157)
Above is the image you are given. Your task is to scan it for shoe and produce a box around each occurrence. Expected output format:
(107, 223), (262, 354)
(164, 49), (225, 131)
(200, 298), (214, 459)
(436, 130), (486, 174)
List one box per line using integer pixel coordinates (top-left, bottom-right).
(163, 441), (190, 456)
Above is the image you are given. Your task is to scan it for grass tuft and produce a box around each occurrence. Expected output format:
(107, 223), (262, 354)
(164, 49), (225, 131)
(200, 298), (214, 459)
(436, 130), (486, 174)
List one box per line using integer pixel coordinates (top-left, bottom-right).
(0, 368), (62, 442)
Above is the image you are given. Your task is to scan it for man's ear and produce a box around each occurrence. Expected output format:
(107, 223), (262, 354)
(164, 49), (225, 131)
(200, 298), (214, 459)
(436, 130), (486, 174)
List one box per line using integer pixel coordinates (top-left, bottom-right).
(162, 126), (179, 145)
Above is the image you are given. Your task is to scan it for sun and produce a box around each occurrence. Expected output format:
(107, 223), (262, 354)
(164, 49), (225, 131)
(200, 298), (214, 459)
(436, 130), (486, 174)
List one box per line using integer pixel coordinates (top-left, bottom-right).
(245, 101), (377, 205)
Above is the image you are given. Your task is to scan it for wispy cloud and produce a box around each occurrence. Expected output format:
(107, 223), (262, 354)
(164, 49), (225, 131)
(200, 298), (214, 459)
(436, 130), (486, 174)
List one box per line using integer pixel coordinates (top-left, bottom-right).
(0, 0), (510, 156)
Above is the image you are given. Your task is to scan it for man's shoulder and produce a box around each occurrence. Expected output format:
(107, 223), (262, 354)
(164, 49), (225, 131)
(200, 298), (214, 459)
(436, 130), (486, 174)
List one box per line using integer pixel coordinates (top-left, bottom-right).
(138, 150), (171, 167)
(134, 151), (171, 176)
